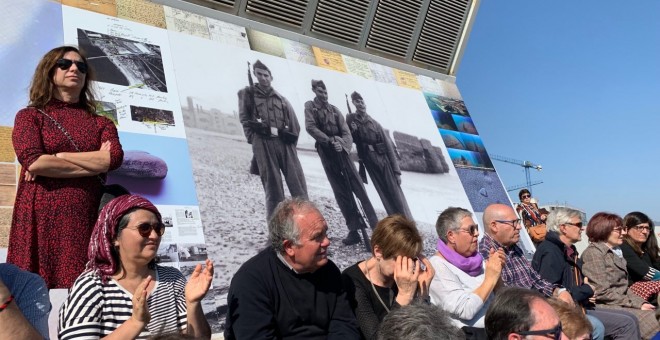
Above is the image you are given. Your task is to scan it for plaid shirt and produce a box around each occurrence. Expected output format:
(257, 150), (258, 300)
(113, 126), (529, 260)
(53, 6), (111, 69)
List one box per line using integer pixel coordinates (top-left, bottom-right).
(479, 233), (557, 297)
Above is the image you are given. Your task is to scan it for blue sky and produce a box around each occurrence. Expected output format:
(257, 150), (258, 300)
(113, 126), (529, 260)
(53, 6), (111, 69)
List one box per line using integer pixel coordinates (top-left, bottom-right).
(456, 1), (660, 219)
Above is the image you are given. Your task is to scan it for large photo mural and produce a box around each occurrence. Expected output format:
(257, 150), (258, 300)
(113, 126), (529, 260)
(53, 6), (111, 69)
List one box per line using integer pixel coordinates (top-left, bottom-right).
(1, 0), (513, 334)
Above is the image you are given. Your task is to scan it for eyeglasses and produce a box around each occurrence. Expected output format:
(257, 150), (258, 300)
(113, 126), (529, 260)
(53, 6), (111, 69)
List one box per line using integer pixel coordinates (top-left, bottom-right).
(612, 226), (626, 234)
(521, 194), (531, 199)
(495, 219), (522, 228)
(564, 222), (584, 229)
(517, 323), (563, 340)
(629, 224), (651, 232)
(457, 224), (479, 236)
(126, 222), (165, 237)
(56, 58), (88, 74)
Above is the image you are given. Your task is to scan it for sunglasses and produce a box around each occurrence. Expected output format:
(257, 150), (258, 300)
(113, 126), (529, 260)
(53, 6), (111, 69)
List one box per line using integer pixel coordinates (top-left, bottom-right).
(55, 58), (88, 74)
(517, 323), (563, 340)
(521, 194), (531, 199)
(457, 224), (479, 236)
(564, 222), (584, 229)
(127, 222), (165, 237)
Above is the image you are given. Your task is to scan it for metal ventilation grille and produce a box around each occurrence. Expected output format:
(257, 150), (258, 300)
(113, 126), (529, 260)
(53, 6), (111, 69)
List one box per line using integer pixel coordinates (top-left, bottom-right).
(208, 0), (235, 7)
(310, 0), (370, 44)
(413, 0), (470, 70)
(245, 0), (309, 27)
(366, 0), (423, 58)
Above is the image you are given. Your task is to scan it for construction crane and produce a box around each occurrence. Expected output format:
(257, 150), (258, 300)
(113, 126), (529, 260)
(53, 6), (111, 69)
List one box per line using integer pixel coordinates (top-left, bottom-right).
(490, 154), (543, 195)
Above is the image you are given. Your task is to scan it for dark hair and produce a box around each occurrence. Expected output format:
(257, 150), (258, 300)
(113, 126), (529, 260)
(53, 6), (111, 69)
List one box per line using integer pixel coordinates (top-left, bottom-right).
(147, 333), (199, 340)
(518, 189), (531, 200)
(586, 212), (623, 243)
(624, 211), (659, 263)
(371, 214), (423, 259)
(29, 45), (97, 114)
(377, 302), (465, 340)
(485, 287), (544, 340)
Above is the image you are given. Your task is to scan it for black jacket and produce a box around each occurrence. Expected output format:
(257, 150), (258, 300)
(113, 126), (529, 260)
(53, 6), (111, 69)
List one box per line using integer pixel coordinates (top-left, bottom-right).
(532, 231), (594, 307)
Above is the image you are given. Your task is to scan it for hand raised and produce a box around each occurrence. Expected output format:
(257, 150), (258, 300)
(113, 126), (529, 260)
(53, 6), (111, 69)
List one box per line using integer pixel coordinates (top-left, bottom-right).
(185, 259), (214, 304)
(393, 256), (419, 305)
(131, 276), (152, 327)
(485, 248), (505, 279)
(416, 256), (435, 298)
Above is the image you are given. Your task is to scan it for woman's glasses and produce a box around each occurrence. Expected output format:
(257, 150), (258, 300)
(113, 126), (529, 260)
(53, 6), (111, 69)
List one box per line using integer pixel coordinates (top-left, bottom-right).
(629, 224), (651, 233)
(457, 224), (479, 236)
(127, 222), (165, 237)
(521, 194), (531, 199)
(55, 58), (88, 74)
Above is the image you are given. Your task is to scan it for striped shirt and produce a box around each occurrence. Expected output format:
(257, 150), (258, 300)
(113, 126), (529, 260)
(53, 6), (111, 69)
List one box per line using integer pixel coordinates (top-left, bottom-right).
(58, 265), (187, 339)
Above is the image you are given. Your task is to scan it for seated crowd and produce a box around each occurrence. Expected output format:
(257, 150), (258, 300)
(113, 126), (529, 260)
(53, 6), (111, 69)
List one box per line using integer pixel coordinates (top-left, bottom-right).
(5, 195), (660, 339)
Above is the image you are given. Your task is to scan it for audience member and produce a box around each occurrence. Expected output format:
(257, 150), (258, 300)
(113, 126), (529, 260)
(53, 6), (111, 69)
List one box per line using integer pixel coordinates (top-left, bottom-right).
(8, 45), (124, 289)
(485, 287), (566, 340)
(429, 207), (504, 337)
(547, 298), (593, 340)
(581, 212), (660, 339)
(0, 263), (51, 339)
(515, 189), (547, 244)
(533, 208), (640, 339)
(59, 195), (213, 339)
(479, 204), (573, 305)
(342, 214), (434, 340)
(622, 212), (660, 301)
(225, 198), (360, 339)
(377, 302), (465, 340)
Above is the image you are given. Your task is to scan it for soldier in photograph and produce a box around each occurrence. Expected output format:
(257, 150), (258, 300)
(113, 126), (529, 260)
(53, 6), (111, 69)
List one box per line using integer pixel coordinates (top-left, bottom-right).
(346, 91), (413, 220)
(304, 80), (378, 245)
(238, 60), (308, 220)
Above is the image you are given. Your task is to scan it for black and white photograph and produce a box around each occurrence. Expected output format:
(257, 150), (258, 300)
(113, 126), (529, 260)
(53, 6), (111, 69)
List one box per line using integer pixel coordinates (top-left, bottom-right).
(156, 243), (179, 264)
(77, 28), (168, 92)
(168, 32), (474, 331)
(177, 243), (209, 262)
(130, 105), (175, 125)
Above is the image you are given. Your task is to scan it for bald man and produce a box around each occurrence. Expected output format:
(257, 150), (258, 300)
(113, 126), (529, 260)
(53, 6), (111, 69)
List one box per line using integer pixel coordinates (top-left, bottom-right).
(479, 204), (574, 305)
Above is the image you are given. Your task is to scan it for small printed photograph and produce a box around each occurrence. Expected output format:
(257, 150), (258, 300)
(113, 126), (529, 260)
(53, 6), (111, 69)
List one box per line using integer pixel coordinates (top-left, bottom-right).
(453, 115), (478, 135)
(448, 149), (484, 168)
(157, 243), (179, 264)
(177, 243), (209, 262)
(461, 133), (487, 153)
(439, 129), (466, 150)
(130, 105), (175, 125)
(432, 109), (458, 131)
(162, 214), (174, 228)
(96, 101), (118, 125)
(424, 93), (470, 116)
(77, 28), (168, 92)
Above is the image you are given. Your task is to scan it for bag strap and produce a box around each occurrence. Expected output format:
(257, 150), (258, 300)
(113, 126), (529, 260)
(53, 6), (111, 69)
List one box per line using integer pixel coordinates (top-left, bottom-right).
(35, 108), (106, 184)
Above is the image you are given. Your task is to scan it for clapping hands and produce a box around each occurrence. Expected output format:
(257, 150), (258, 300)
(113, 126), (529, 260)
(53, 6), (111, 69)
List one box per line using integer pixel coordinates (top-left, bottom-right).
(185, 259), (214, 304)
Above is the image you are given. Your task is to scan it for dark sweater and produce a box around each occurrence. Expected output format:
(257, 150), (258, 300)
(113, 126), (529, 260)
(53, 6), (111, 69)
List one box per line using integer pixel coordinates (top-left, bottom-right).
(225, 247), (360, 340)
(620, 242), (660, 285)
(532, 231), (594, 306)
(342, 262), (400, 340)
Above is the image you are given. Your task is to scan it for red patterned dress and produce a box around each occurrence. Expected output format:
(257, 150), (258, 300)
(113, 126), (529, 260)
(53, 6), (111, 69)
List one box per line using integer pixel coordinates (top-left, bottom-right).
(8, 99), (124, 289)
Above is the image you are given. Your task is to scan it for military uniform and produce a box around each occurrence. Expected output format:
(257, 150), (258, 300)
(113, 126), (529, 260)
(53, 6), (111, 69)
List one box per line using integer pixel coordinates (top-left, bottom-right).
(346, 112), (413, 220)
(304, 97), (378, 232)
(238, 84), (308, 219)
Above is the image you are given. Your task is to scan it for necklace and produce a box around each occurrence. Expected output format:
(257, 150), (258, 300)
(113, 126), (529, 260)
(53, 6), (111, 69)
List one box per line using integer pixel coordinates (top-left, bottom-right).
(364, 259), (391, 313)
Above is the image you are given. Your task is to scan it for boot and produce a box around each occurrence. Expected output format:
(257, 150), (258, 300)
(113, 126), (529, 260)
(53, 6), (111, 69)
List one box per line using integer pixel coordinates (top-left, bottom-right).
(342, 230), (361, 245)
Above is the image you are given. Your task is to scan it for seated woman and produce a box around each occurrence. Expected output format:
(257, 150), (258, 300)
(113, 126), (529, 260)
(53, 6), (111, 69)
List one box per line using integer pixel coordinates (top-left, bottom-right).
(429, 207), (504, 336)
(342, 214), (434, 340)
(622, 212), (660, 301)
(581, 212), (660, 340)
(59, 195), (213, 340)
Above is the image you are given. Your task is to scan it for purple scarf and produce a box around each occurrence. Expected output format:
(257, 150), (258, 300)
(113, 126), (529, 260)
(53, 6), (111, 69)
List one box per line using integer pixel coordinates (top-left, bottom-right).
(437, 239), (483, 277)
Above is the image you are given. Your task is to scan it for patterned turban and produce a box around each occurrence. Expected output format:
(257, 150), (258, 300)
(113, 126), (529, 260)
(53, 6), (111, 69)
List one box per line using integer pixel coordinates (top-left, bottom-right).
(86, 194), (161, 283)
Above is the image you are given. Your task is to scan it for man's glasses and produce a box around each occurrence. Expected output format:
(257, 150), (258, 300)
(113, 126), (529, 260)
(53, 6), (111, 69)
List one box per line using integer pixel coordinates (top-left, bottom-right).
(521, 194), (531, 199)
(517, 323), (563, 340)
(629, 224), (651, 232)
(495, 219), (522, 228)
(127, 222), (165, 237)
(457, 224), (479, 236)
(55, 58), (88, 74)
(564, 222), (584, 229)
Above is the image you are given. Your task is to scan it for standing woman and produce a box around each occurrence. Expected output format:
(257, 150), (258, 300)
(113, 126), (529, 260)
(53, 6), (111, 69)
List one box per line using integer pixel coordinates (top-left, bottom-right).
(8, 46), (124, 288)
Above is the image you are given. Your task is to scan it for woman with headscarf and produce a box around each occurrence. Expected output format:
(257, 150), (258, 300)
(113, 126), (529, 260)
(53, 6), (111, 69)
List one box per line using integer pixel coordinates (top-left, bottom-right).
(8, 45), (124, 288)
(429, 207), (505, 339)
(59, 195), (213, 340)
